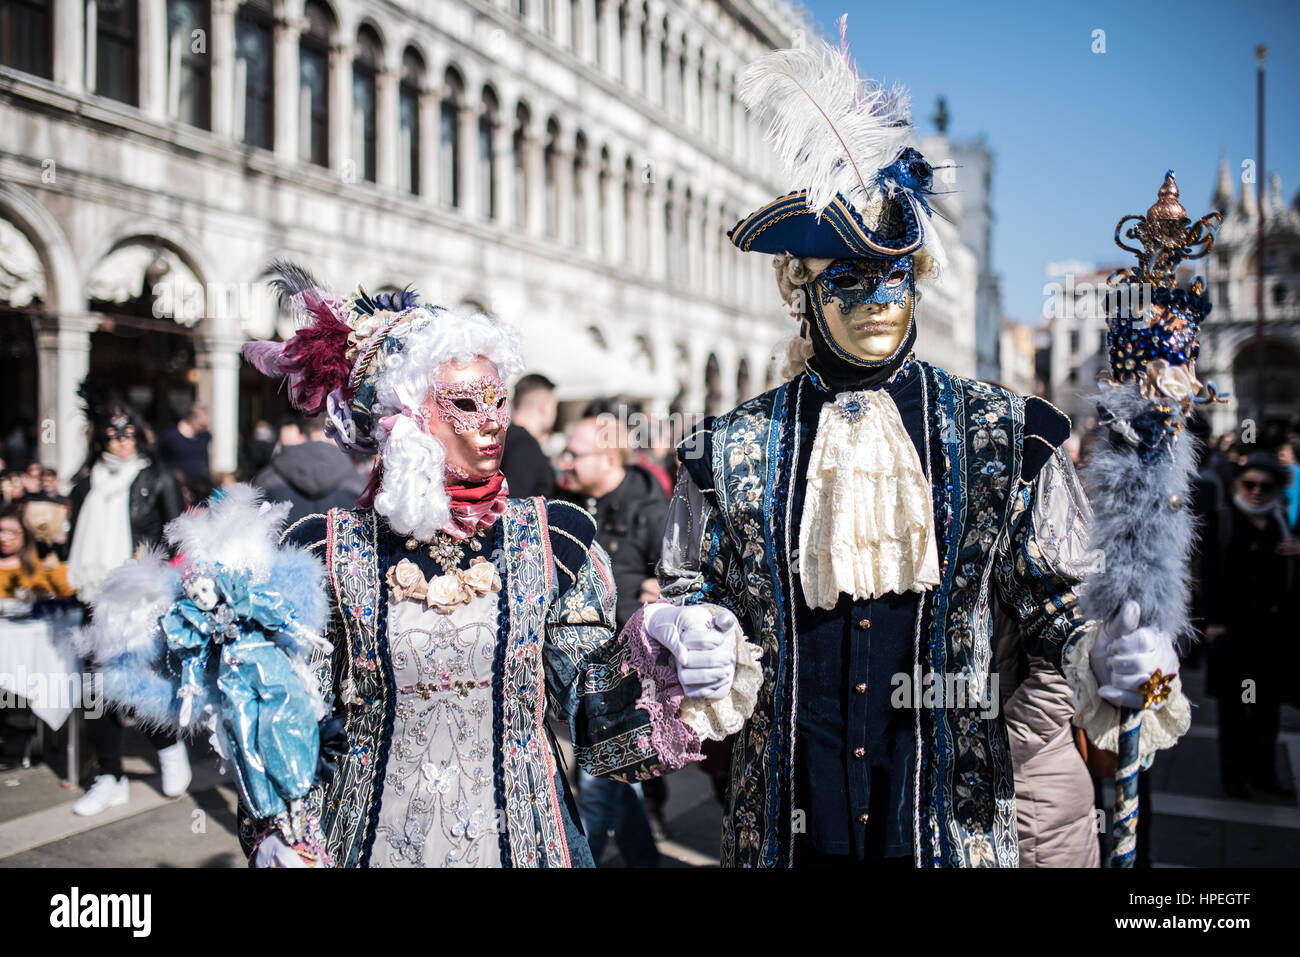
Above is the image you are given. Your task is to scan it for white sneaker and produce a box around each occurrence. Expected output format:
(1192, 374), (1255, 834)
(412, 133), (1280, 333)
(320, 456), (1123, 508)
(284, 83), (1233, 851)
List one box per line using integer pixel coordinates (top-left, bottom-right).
(158, 741), (192, 797)
(73, 774), (129, 816)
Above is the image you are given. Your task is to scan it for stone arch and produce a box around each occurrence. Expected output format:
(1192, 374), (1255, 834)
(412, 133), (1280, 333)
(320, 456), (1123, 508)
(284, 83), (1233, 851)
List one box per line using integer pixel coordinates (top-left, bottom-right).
(0, 182), (79, 314)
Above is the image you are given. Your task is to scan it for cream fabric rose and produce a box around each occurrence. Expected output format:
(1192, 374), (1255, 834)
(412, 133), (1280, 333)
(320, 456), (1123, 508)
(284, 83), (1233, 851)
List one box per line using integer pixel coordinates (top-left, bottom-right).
(426, 573), (470, 613)
(461, 557), (501, 596)
(386, 558), (428, 603)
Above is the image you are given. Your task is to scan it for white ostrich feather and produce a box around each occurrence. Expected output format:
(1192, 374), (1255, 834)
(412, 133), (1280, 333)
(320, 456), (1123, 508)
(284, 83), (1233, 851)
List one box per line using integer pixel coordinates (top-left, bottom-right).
(739, 42), (912, 221)
(164, 484), (291, 580)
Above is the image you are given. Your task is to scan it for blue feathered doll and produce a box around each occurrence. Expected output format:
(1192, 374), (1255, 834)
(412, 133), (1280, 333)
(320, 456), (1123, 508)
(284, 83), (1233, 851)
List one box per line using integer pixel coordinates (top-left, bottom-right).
(76, 485), (333, 862)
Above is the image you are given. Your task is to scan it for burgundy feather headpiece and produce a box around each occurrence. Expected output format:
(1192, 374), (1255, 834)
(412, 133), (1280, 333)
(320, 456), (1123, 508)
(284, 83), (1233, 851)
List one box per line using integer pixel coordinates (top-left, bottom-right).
(242, 260), (353, 417)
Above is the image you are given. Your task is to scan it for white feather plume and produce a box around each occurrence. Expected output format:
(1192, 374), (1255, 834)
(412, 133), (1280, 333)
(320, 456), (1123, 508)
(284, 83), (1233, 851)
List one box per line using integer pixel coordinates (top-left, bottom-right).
(164, 484), (291, 580)
(740, 41), (912, 221)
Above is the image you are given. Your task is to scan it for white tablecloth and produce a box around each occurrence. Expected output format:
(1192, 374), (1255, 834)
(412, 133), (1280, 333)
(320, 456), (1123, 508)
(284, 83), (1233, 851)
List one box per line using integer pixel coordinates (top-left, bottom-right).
(0, 610), (85, 730)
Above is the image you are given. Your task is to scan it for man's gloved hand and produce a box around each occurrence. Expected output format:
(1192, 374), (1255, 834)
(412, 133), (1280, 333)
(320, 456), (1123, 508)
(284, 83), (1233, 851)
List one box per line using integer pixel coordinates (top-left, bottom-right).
(642, 603), (739, 701)
(251, 832), (310, 868)
(1091, 600), (1180, 710)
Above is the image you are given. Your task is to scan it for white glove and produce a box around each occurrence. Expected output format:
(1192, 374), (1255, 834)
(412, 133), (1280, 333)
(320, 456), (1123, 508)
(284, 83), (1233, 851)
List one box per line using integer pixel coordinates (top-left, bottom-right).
(250, 832), (310, 868)
(1090, 600), (1180, 710)
(642, 603), (739, 701)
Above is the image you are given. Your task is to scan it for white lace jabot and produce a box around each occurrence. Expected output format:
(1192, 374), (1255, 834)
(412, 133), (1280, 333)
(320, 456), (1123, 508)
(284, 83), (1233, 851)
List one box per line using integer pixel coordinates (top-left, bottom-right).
(797, 389), (940, 610)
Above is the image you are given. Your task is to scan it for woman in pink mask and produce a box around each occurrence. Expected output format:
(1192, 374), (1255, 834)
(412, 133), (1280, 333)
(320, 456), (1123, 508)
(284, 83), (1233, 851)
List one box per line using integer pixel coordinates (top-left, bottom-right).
(184, 264), (758, 868)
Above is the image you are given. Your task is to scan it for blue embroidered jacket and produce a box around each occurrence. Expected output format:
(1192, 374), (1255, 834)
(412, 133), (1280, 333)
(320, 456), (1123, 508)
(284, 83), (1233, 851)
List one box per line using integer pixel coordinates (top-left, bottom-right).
(240, 496), (679, 867)
(671, 362), (1085, 867)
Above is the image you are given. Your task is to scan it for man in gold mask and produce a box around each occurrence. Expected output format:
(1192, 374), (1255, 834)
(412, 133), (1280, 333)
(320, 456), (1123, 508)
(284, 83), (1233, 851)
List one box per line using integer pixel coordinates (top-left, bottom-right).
(650, 27), (1188, 868)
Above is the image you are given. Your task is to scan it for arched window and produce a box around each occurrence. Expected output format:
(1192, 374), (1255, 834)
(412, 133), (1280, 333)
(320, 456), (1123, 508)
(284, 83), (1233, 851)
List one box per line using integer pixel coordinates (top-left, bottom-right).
(544, 118), (561, 237)
(298, 1), (333, 166)
(593, 0), (603, 67)
(95, 0), (140, 105)
(480, 87), (500, 219)
(736, 358), (751, 402)
(704, 353), (721, 415)
(659, 29), (669, 108)
(618, 3), (628, 84)
(676, 39), (686, 119)
(639, 8), (649, 96)
(570, 0), (581, 52)
(598, 147), (611, 254)
(168, 0), (210, 128)
(398, 48), (424, 195)
(440, 68), (464, 208)
(663, 178), (675, 277)
(352, 25), (381, 183)
(513, 102), (531, 228)
(572, 132), (587, 248)
(623, 156), (636, 265)
(0, 0), (53, 78)
(235, 2), (274, 149)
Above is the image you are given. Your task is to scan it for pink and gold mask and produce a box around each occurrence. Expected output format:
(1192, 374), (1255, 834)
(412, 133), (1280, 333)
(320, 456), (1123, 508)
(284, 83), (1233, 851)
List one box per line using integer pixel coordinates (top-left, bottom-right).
(432, 374), (511, 434)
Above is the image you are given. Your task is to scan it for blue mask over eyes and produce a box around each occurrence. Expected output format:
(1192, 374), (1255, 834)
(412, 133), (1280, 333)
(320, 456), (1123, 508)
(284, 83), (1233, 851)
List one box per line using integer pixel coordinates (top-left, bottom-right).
(816, 255), (915, 312)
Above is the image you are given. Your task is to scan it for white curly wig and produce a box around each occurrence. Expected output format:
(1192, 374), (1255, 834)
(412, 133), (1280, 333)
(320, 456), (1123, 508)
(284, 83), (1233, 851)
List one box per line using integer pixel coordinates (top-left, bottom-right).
(369, 307), (524, 541)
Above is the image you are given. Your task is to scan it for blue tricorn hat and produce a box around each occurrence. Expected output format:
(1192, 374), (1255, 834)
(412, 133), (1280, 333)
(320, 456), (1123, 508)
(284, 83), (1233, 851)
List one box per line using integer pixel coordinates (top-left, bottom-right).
(728, 148), (935, 259)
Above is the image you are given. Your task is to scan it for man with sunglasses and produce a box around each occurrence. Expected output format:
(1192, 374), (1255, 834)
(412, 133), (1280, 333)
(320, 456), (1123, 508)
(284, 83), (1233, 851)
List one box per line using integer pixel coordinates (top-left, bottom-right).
(1203, 451), (1300, 799)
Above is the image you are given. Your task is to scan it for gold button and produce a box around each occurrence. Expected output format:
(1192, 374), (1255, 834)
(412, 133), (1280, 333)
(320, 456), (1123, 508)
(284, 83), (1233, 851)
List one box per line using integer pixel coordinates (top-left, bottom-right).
(854, 683), (867, 694)
(857, 813), (869, 824)
(853, 747), (865, 758)
(858, 618), (870, 628)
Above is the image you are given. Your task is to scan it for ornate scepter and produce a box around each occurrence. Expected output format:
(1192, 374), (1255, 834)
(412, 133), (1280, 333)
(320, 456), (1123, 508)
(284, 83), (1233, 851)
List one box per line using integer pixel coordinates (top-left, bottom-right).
(1079, 172), (1223, 867)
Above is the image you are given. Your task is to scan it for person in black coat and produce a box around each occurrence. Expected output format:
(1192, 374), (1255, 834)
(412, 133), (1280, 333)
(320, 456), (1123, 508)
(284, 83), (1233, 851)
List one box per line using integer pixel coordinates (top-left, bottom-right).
(501, 374), (557, 498)
(1201, 452), (1300, 800)
(65, 395), (191, 814)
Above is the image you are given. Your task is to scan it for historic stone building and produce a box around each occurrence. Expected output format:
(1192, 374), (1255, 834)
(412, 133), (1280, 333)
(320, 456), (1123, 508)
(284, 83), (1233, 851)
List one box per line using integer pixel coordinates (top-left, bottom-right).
(1199, 160), (1300, 438)
(1, 0), (987, 479)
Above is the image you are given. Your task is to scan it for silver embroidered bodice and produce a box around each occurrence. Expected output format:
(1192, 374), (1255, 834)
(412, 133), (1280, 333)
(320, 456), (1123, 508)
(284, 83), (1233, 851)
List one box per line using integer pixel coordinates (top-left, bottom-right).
(370, 590), (501, 868)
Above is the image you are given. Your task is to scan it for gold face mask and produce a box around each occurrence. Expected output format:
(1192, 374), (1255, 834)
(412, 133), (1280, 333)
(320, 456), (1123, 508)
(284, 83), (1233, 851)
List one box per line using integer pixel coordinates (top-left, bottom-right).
(809, 256), (916, 366)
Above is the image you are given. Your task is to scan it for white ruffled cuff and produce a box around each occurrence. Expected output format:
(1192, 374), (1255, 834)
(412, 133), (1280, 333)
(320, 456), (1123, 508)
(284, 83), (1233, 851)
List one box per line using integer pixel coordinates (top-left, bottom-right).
(1062, 621), (1191, 765)
(676, 607), (763, 742)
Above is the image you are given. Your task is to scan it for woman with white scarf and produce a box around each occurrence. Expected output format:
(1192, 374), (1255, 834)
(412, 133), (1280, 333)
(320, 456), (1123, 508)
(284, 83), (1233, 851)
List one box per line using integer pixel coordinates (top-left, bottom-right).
(66, 397), (190, 816)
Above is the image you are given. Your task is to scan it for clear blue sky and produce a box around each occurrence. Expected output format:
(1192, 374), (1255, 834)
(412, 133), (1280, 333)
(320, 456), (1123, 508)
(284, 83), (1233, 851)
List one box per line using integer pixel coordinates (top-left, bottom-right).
(802, 0), (1300, 326)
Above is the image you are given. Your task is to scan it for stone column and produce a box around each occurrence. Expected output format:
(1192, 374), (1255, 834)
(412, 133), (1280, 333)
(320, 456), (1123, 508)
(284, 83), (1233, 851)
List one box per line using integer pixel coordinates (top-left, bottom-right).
(600, 0), (620, 79)
(622, 2), (642, 94)
(603, 164), (623, 264)
(584, 160), (602, 257)
(210, 0), (237, 139)
(493, 121), (514, 226)
(139, 0), (168, 117)
(418, 84), (439, 204)
(578, 0), (596, 63)
(457, 102), (481, 219)
(53, 0), (85, 92)
(648, 177), (666, 279)
(376, 66), (399, 188)
(644, 17), (663, 109)
(554, 143), (573, 246)
(664, 32), (681, 119)
(700, 58), (716, 144)
(195, 334), (242, 475)
(526, 132), (546, 237)
(329, 39), (352, 177)
(272, 11), (300, 162)
(35, 316), (97, 481)
(555, 0), (572, 54)
(682, 44), (699, 131)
